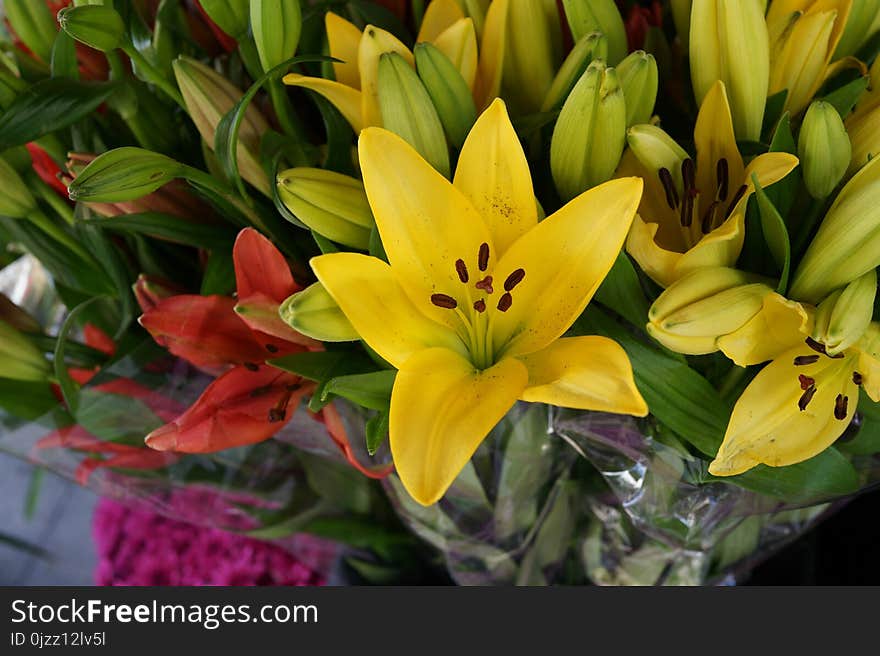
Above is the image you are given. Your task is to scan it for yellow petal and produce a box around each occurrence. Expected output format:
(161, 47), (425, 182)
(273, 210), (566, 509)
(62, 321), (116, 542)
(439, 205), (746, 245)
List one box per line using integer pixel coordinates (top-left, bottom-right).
(675, 210), (746, 278)
(625, 215), (683, 288)
(742, 152), (800, 204)
(453, 99), (536, 255)
(432, 18), (479, 90)
(694, 81), (745, 204)
(492, 177), (643, 358)
(857, 322), (880, 402)
(325, 12), (363, 89)
(709, 345), (858, 476)
(358, 127), (493, 326)
(358, 25), (414, 128)
(770, 10), (836, 115)
(717, 293), (813, 366)
(417, 0), (466, 43)
(391, 347), (527, 505)
(518, 336), (647, 415)
(473, 0), (509, 109)
(310, 252), (466, 368)
(283, 74), (364, 132)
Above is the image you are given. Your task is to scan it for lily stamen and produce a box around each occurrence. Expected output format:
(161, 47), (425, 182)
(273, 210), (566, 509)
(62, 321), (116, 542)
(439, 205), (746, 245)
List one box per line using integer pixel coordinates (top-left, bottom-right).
(794, 355), (820, 365)
(798, 384), (817, 411)
(431, 293), (458, 309)
(834, 394), (849, 420)
(475, 276), (494, 293)
(853, 372), (864, 385)
(725, 185), (747, 219)
(455, 258), (469, 283)
(478, 242), (490, 271)
(798, 374), (815, 390)
(473, 299), (486, 313)
(658, 167), (678, 209)
(497, 292), (513, 312)
(701, 200), (720, 234)
(716, 158), (729, 200)
(504, 269), (526, 291)
(681, 158), (696, 191)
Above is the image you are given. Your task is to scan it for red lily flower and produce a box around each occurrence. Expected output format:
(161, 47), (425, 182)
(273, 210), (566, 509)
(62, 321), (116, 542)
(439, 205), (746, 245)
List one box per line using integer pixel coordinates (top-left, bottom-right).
(25, 143), (68, 198)
(625, 1), (664, 51)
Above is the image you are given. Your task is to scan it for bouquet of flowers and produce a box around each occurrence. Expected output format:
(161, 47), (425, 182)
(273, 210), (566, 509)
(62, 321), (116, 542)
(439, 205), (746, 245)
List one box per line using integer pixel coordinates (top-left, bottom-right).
(2, 0), (880, 585)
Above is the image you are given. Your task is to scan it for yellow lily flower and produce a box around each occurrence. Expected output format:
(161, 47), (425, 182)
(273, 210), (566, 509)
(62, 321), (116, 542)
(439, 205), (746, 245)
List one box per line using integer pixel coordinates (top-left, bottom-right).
(767, 0), (858, 116)
(311, 99), (647, 505)
(709, 323), (880, 476)
(284, 0), (506, 132)
(623, 81), (798, 288)
(846, 57), (880, 175)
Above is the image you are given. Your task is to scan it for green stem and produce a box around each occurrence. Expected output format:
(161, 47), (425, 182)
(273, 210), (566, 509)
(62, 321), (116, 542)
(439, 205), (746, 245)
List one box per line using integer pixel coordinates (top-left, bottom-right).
(180, 165), (270, 232)
(25, 210), (92, 264)
(718, 365), (748, 401)
(120, 45), (184, 108)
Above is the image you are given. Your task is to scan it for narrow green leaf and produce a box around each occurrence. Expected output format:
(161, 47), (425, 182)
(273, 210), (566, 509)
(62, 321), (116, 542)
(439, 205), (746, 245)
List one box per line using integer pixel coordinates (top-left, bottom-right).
(762, 89), (788, 140)
(0, 78), (118, 149)
(90, 211), (236, 249)
(594, 252), (650, 328)
(268, 349), (375, 384)
(752, 175), (791, 293)
(0, 378), (58, 420)
(768, 112), (796, 154)
(54, 296), (106, 417)
(821, 75), (869, 118)
(312, 230), (339, 254)
(365, 411), (389, 456)
(24, 467), (44, 519)
(200, 249), (236, 296)
(50, 30), (79, 80)
(322, 370), (396, 410)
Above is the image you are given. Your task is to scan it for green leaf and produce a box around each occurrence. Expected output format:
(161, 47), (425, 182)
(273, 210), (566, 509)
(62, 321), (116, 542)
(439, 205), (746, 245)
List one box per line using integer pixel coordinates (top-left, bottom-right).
(77, 389), (164, 443)
(268, 349), (376, 384)
(76, 220), (135, 338)
(762, 89), (788, 140)
(821, 75), (869, 118)
(50, 30), (79, 80)
(312, 230), (339, 254)
(303, 516), (415, 561)
(594, 252), (650, 328)
(24, 467), (44, 519)
(365, 411), (389, 456)
(0, 78), (118, 149)
(752, 175), (791, 293)
(200, 248), (235, 296)
(299, 452), (371, 514)
(54, 296), (106, 416)
(837, 390), (880, 455)
(768, 112), (796, 154)
(0, 378), (58, 420)
(90, 211), (236, 249)
(214, 54), (335, 198)
(322, 370), (396, 410)
(312, 94), (357, 175)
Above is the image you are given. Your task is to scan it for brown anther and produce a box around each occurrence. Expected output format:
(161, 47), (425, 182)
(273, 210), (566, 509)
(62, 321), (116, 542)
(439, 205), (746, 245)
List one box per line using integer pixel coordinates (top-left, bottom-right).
(680, 189), (696, 227)
(798, 384), (817, 411)
(475, 276), (494, 294)
(504, 268), (526, 292)
(497, 292), (513, 312)
(250, 385), (271, 398)
(473, 299), (486, 313)
(853, 371), (864, 386)
(725, 185), (747, 218)
(455, 258), (469, 284)
(265, 344), (279, 354)
(798, 374), (815, 390)
(716, 158), (729, 200)
(805, 336), (827, 354)
(700, 200), (720, 234)
(431, 293), (458, 309)
(658, 168), (679, 209)
(794, 355), (820, 366)
(243, 362), (260, 372)
(681, 158), (696, 191)
(478, 242), (490, 271)
(834, 394), (849, 420)
(268, 408), (287, 423)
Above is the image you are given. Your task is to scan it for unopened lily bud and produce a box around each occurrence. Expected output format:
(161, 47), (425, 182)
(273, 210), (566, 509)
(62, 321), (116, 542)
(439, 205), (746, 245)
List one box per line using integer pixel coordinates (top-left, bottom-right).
(551, 60), (626, 200)
(67, 147), (184, 203)
(377, 52), (450, 178)
(617, 51), (659, 127)
(197, 0), (249, 40)
(647, 267), (769, 355)
(626, 124), (690, 192)
(57, 5), (125, 53)
(5, 0), (57, 62)
(541, 32), (608, 113)
(690, 0), (768, 141)
(279, 282), (358, 342)
(790, 156), (880, 303)
(277, 168), (374, 249)
(133, 275), (180, 314)
(414, 43), (478, 150)
(812, 270), (877, 356)
(0, 157), (37, 218)
(561, 0), (627, 65)
(503, 0), (562, 114)
(834, 0), (880, 58)
(798, 101), (851, 200)
(250, 0), (301, 72)
(0, 320), (50, 382)
(172, 56), (271, 195)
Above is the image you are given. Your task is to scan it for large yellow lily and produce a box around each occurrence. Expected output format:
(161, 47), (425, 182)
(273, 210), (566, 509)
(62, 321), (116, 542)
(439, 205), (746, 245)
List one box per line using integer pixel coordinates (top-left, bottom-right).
(284, 0), (508, 132)
(767, 0), (858, 116)
(709, 323), (880, 476)
(311, 99), (647, 505)
(623, 80), (798, 288)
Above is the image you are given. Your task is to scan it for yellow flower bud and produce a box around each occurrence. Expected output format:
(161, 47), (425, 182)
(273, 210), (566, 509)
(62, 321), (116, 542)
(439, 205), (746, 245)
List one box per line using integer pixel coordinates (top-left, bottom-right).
(276, 168), (374, 249)
(279, 282), (359, 342)
(812, 269), (877, 355)
(798, 100), (851, 199)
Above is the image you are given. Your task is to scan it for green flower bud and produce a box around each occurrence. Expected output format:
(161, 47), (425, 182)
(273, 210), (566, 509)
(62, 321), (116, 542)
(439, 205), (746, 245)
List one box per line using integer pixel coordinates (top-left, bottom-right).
(690, 0), (769, 141)
(812, 270), (877, 356)
(550, 60), (626, 200)
(617, 51), (659, 127)
(173, 56), (271, 195)
(0, 156), (37, 218)
(276, 168), (374, 250)
(790, 156), (880, 303)
(798, 101), (851, 200)
(377, 52), (450, 178)
(647, 267), (769, 355)
(197, 0), (249, 40)
(250, 0), (301, 72)
(57, 5), (125, 53)
(561, 0), (627, 65)
(414, 43), (478, 150)
(5, 0), (57, 62)
(0, 320), (50, 382)
(279, 282), (358, 342)
(626, 124), (689, 192)
(67, 147), (184, 203)
(541, 32), (608, 112)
